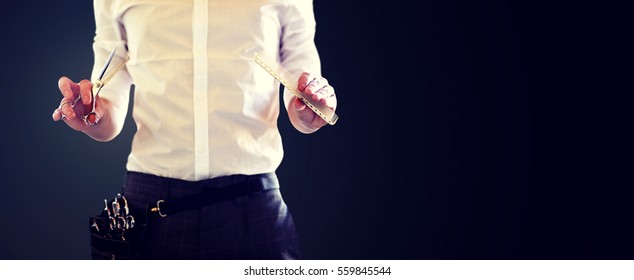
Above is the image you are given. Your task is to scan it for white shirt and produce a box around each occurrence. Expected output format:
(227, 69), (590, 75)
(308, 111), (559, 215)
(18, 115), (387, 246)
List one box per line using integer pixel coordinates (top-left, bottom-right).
(92, 0), (321, 181)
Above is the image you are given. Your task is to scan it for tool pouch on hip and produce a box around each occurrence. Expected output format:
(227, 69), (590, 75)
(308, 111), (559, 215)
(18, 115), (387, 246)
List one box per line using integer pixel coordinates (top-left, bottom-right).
(89, 194), (147, 260)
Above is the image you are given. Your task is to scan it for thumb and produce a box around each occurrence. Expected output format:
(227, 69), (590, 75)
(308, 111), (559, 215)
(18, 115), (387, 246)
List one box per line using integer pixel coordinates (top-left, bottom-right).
(293, 97), (306, 111)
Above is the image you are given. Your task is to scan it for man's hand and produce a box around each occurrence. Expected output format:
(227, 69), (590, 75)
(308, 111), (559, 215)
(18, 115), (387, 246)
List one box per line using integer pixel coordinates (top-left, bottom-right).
(289, 72), (337, 133)
(52, 76), (105, 132)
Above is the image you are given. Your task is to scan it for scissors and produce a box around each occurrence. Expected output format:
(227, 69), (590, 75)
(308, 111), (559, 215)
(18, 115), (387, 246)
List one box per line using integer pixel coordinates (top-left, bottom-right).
(80, 47), (130, 126)
(103, 193), (136, 235)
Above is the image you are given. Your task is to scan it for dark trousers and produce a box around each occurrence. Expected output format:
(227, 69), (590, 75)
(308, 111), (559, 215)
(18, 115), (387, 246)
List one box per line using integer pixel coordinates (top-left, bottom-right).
(122, 171), (300, 259)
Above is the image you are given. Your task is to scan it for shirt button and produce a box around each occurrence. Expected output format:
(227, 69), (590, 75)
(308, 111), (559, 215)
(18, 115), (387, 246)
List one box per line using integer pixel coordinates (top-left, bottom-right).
(196, 94), (205, 101)
(197, 146), (206, 153)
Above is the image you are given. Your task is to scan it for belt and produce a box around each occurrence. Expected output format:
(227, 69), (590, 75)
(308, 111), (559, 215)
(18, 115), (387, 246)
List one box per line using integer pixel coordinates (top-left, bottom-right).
(125, 172), (277, 218)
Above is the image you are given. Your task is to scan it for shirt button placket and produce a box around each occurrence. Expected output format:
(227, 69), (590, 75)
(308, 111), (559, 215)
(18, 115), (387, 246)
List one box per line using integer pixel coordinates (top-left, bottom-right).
(192, 0), (209, 180)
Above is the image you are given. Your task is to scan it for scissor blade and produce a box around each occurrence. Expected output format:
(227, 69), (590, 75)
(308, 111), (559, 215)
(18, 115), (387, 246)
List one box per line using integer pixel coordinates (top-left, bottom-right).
(97, 47), (117, 81)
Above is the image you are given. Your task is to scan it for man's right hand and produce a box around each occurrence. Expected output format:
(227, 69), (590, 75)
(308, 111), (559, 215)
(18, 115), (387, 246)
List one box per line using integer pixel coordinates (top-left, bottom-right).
(52, 76), (104, 132)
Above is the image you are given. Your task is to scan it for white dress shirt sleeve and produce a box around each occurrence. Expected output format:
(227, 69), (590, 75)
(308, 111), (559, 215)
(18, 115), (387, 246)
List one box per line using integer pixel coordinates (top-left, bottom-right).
(92, 0), (134, 138)
(279, 1), (322, 110)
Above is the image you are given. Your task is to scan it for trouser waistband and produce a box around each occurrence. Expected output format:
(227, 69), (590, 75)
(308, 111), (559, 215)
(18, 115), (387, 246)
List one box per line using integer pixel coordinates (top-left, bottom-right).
(123, 171), (279, 217)
(124, 171), (279, 190)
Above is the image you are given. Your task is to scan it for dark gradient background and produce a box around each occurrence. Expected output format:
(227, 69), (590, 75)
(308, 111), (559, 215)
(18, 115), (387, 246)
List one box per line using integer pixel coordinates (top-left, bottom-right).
(0, 1), (632, 259)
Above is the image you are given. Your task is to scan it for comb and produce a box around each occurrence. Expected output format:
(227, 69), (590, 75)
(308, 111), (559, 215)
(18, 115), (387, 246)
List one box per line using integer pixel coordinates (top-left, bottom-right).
(255, 53), (338, 125)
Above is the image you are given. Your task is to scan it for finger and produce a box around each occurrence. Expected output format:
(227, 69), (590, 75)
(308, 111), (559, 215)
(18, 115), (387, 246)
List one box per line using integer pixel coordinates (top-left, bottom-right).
(57, 103), (92, 131)
(293, 96), (329, 129)
(296, 101), (318, 123)
(90, 94), (107, 125)
(79, 79), (93, 105)
(59, 101), (76, 120)
(310, 85), (334, 103)
(323, 94), (337, 108)
(306, 112), (327, 128)
(293, 97), (307, 111)
(297, 72), (317, 92)
(52, 108), (63, 121)
(305, 77), (328, 95)
(313, 85), (337, 109)
(58, 76), (79, 100)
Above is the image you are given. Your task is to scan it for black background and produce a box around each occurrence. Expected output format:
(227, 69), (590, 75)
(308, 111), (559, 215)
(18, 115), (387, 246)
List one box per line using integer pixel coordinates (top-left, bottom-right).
(0, 0), (632, 259)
